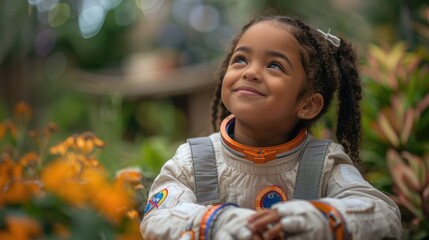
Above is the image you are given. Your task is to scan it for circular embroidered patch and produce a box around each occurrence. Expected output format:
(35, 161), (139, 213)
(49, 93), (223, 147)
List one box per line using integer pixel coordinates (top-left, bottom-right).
(255, 186), (287, 210)
(144, 188), (168, 216)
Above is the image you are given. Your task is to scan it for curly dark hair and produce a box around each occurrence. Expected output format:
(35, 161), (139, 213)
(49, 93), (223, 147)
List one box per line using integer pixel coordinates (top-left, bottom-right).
(210, 15), (362, 164)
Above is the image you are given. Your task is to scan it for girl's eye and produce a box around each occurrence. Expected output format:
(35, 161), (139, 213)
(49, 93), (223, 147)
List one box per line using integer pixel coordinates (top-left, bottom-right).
(268, 62), (283, 71)
(232, 56), (247, 65)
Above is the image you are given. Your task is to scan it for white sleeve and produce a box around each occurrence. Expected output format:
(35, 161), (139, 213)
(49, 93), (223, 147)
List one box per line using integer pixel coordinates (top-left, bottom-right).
(140, 143), (208, 240)
(323, 163), (402, 239)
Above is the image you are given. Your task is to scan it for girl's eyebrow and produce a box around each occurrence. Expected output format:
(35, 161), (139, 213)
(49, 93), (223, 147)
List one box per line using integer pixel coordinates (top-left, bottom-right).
(234, 46), (293, 69)
(267, 50), (293, 69)
(233, 46), (251, 54)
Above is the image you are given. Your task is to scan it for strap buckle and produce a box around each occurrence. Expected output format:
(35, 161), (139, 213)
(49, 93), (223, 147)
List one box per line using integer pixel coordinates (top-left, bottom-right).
(243, 149), (276, 163)
(327, 211), (341, 229)
(310, 201), (351, 240)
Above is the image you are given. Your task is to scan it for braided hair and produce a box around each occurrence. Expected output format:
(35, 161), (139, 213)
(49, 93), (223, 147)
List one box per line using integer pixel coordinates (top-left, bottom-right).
(210, 15), (362, 165)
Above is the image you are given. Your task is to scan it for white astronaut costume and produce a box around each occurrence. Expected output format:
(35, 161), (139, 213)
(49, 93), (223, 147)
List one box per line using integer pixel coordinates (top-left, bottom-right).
(140, 116), (402, 239)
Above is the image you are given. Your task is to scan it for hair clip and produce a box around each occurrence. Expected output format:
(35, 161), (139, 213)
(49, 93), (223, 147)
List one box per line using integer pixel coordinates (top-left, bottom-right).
(317, 28), (341, 47)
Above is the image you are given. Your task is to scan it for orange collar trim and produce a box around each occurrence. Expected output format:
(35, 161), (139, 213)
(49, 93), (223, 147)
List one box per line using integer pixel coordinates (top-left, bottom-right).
(220, 115), (307, 164)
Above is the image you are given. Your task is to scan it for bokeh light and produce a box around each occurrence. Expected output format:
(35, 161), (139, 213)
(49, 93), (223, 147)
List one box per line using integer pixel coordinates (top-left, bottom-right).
(188, 4), (220, 32)
(35, 28), (57, 57)
(135, 0), (165, 15)
(78, 3), (105, 39)
(99, 0), (122, 10)
(48, 3), (71, 27)
(32, 0), (59, 13)
(172, 0), (201, 24)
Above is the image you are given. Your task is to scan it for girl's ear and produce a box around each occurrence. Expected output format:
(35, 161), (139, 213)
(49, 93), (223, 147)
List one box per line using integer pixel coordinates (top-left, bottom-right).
(297, 93), (324, 120)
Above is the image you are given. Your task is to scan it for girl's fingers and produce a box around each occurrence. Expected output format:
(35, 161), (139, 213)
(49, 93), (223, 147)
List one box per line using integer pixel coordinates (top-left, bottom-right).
(247, 210), (281, 232)
(262, 223), (284, 240)
(251, 233), (264, 240)
(247, 209), (273, 222)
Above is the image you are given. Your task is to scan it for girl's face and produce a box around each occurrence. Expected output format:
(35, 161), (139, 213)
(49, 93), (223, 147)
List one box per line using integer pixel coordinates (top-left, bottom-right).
(221, 21), (308, 138)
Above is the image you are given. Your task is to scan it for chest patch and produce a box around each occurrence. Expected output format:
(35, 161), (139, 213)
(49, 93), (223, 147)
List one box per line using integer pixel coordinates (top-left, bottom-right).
(144, 188), (168, 216)
(255, 185), (288, 210)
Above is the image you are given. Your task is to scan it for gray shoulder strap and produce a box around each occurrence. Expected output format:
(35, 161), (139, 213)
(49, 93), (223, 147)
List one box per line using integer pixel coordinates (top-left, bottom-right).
(187, 137), (220, 205)
(293, 139), (332, 200)
(188, 137), (331, 203)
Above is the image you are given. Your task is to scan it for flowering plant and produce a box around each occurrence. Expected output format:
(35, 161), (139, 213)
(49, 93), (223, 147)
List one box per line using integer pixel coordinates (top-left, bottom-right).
(0, 102), (145, 239)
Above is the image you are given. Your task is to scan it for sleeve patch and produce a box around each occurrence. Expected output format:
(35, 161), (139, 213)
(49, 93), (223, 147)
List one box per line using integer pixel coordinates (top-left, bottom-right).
(144, 188), (169, 216)
(144, 185), (183, 216)
(334, 164), (369, 188)
(342, 198), (375, 214)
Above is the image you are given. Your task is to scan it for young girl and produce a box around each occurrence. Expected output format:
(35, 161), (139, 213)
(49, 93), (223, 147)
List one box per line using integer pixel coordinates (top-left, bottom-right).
(140, 15), (402, 240)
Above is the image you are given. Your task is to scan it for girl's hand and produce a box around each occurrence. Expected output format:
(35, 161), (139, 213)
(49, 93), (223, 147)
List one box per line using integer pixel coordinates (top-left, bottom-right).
(212, 207), (255, 240)
(248, 200), (332, 240)
(247, 209), (284, 240)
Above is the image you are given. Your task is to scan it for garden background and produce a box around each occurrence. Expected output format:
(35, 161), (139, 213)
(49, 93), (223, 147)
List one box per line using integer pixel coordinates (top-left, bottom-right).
(0, 0), (428, 239)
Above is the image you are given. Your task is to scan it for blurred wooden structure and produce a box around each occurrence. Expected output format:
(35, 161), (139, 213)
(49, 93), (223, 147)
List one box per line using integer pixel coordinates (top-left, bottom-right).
(70, 57), (220, 137)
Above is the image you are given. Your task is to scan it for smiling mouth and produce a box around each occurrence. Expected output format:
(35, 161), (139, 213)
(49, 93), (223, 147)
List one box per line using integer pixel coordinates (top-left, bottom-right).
(233, 86), (266, 96)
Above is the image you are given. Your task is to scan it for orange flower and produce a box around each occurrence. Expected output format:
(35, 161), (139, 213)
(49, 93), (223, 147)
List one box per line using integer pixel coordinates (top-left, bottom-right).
(58, 182), (88, 207)
(6, 120), (17, 140)
(115, 167), (143, 187)
(43, 122), (60, 138)
(76, 135), (86, 151)
(0, 122), (5, 140)
(14, 101), (33, 121)
(79, 167), (137, 223)
(50, 135), (74, 155)
(64, 135), (76, 149)
(81, 167), (109, 192)
(1, 120), (17, 140)
(126, 210), (139, 220)
(77, 132), (105, 153)
(0, 154), (24, 203)
(49, 143), (68, 155)
(92, 185), (134, 223)
(0, 215), (43, 240)
(2, 182), (33, 204)
(41, 159), (88, 207)
(0, 154), (43, 205)
(11, 162), (23, 180)
(53, 223), (70, 239)
(0, 156), (14, 188)
(81, 132), (105, 148)
(85, 158), (100, 167)
(25, 180), (44, 198)
(116, 219), (143, 240)
(19, 152), (40, 167)
(50, 132), (105, 156)
(28, 123), (59, 149)
(41, 159), (78, 187)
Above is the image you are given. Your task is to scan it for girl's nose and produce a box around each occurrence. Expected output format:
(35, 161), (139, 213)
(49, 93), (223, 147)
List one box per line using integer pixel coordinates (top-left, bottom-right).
(242, 64), (262, 81)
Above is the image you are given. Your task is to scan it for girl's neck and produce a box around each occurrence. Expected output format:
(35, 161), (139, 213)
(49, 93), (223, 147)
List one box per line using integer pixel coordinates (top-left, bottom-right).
(232, 118), (299, 147)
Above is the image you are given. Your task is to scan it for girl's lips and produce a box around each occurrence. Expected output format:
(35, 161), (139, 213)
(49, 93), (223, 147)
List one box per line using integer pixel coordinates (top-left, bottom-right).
(233, 86), (266, 96)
